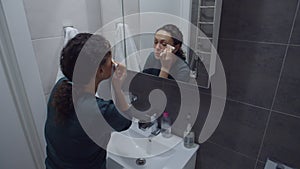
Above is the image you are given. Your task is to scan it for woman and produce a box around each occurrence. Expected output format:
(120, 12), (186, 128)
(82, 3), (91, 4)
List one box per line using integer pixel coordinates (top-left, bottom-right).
(143, 24), (190, 82)
(44, 33), (131, 169)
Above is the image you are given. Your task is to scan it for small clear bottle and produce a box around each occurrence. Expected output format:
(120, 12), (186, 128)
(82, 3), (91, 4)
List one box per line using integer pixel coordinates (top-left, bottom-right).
(184, 114), (195, 148)
(184, 123), (195, 148)
(161, 112), (172, 138)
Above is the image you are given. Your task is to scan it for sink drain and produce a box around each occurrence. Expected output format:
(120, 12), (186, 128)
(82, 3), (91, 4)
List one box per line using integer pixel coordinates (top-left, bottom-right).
(136, 158), (146, 166)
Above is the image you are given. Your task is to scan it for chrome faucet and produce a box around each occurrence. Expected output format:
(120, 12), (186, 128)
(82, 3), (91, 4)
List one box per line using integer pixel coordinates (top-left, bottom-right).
(138, 114), (160, 137)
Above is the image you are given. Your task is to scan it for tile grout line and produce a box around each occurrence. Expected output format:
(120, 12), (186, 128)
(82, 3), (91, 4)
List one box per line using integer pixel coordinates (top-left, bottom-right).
(253, 1), (300, 169)
(207, 140), (267, 165)
(32, 35), (63, 41)
(224, 97), (271, 111)
(201, 91), (272, 112)
(272, 110), (300, 120)
(219, 38), (289, 46)
(214, 94), (300, 120)
(207, 141), (259, 161)
(289, 43), (300, 46)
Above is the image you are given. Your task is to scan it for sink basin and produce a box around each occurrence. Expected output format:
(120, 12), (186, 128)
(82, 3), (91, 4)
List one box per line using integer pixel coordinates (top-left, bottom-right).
(107, 126), (199, 169)
(108, 130), (177, 158)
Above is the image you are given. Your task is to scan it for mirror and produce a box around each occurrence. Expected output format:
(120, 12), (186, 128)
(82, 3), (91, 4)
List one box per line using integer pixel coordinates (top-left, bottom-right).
(99, 0), (222, 88)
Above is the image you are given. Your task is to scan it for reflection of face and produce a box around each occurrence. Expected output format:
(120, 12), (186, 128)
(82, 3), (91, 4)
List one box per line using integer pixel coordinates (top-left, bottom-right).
(153, 30), (174, 59)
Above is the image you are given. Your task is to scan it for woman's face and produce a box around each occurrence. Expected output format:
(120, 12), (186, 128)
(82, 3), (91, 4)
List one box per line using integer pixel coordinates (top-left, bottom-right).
(100, 54), (113, 80)
(153, 30), (174, 59)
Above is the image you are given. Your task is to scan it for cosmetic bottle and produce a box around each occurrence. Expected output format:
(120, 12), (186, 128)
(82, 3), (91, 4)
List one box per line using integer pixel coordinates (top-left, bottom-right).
(161, 112), (172, 138)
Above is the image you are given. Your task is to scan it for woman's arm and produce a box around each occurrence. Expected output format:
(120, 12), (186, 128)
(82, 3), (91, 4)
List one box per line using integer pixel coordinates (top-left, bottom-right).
(111, 63), (130, 112)
(159, 44), (177, 78)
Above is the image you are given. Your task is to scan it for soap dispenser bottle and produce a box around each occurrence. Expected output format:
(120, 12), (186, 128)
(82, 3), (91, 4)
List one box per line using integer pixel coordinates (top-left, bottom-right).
(184, 124), (195, 148)
(184, 115), (195, 148)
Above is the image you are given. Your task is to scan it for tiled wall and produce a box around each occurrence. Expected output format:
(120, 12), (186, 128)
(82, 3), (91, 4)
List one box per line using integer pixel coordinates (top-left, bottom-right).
(195, 0), (300, 168)
(23, 0), (102, 99)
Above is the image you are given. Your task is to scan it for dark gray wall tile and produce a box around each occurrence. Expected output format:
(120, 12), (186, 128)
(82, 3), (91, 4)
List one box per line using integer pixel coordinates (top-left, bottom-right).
(161, 79), (211, 137)
(196, 142), (256, 169)
(220, 0), (298, 43)
(218, 39), (285, 108)
(208, 100), (269, 158)
(290, 8), (300, 45)
(191, 93), (212, 141)
(259, 112), (300, 168)
(273, 46), (300, 117)
(255, 162), (266, 169)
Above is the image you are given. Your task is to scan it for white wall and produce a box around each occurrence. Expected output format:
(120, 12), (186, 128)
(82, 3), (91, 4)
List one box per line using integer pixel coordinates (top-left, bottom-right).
(99, 0), (139, 44)
(0, 60), (37, 169)
(0, 0), (47, 168)
(23, 0), (102, 97)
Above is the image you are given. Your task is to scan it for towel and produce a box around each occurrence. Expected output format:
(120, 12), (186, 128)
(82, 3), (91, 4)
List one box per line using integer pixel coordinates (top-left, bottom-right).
(63, 27), (79, 46)
(114, 23), (141, 72)
(55, 27), (78, 82)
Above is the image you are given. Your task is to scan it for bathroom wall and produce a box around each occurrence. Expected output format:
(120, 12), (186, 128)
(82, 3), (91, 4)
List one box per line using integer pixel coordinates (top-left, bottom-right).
(194, 0), (300, 169)
(22, 0), (102, 100)
(0, 60), (37, 169)
(0, 0), (48, 168)
(20, 0), (300, 169)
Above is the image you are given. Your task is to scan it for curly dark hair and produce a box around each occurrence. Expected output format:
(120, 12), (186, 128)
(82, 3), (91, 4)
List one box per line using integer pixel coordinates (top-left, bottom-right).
(156, 24), (185, 60)
(52, 33), (111, 124)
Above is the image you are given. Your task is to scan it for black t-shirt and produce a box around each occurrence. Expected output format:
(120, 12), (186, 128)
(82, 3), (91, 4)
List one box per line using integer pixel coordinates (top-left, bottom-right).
(143, 52), (190, 82)
(44, 78), (131, 169)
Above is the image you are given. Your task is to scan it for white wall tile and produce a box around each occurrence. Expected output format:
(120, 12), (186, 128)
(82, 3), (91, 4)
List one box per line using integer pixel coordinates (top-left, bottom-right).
(99, 0), (123, 32)
(85, 0), (102, 33)
(32, 37), (63, 95)
(23, 0), (101, 39)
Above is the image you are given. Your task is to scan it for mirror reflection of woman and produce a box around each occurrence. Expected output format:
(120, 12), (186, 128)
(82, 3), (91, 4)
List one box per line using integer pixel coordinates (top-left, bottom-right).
(143, 24), (190, 82)
(44, 33), (132, 169)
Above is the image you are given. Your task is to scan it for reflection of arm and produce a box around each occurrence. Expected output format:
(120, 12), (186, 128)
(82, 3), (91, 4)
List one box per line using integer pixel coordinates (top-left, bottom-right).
(159, 68), (169, 78)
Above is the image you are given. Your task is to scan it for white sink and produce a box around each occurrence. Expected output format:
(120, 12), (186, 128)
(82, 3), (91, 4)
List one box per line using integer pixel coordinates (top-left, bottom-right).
(107, 126), (199, 169)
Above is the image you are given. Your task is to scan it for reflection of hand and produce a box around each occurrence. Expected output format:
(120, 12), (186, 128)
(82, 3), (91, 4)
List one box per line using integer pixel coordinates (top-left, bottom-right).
(160, 44), (177, 72)
(112, 63), (127, 91)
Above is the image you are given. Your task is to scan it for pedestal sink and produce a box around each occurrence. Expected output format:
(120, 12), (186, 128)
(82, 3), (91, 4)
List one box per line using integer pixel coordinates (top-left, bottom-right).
(107, 125), (199, 169)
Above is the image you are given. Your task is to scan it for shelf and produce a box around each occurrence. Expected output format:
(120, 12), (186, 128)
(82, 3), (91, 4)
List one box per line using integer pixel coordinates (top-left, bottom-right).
(199, 6), (215, 8)
(198, 21), (214, 24)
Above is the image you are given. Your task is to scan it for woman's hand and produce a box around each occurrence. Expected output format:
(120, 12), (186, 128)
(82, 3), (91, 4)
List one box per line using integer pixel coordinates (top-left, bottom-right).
(112, 63), (127, 91)
(160, 44), (177, 73)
